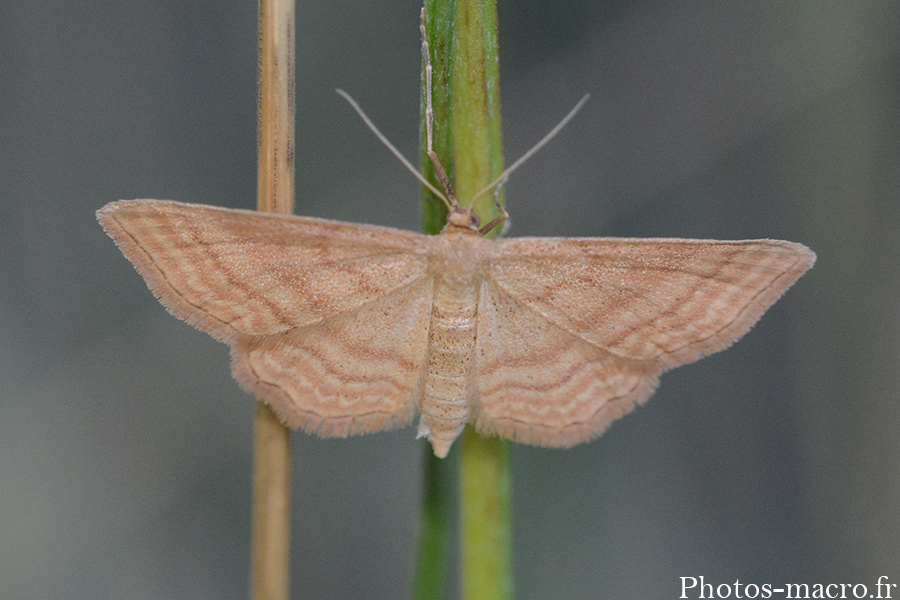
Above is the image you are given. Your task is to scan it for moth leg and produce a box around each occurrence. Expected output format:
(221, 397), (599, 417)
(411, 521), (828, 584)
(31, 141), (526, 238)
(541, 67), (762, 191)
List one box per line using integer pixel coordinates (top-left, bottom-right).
(479, 175), (511, 237)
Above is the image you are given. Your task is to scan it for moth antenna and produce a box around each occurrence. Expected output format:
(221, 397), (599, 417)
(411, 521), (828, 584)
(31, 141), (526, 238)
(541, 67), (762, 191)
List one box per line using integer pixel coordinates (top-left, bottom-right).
(469, 94), (591, 207)
(420, 8), (461, 209)
(336, 88), (452, 210)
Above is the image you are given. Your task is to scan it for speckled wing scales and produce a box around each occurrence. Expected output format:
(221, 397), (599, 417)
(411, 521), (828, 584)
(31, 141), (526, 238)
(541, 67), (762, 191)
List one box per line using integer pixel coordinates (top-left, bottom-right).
(474, 237), (815, 447)
(97, 199), (435, 435)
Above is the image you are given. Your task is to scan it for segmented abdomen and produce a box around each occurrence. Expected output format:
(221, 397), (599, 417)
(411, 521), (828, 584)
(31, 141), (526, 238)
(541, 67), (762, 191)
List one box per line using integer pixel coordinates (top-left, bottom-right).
(419, 277), (479, 457)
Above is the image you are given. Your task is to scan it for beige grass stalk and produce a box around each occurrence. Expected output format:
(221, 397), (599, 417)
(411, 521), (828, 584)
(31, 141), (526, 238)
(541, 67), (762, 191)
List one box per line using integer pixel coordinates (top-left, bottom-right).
(251, 0), (294, 598)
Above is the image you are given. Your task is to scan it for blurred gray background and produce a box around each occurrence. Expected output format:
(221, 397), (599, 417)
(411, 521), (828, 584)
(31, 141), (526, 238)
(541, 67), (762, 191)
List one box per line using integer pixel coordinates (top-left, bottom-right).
(2, 1), (898, 598)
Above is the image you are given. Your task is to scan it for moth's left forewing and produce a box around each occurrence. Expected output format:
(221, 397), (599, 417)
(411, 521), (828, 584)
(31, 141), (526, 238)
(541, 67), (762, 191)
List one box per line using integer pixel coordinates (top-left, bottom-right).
(97, 200), (434, 341)
(98, 199), (439, 438)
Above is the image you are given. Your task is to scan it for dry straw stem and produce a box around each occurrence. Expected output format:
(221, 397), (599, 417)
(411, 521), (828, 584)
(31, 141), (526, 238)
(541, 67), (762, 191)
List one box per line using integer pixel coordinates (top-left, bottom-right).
(252, 0), (294, 599)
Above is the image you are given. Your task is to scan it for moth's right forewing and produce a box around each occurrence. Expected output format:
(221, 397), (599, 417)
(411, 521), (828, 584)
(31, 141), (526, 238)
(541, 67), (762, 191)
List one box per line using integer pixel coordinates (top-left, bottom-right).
(471, 236), (813, 447)
(97, 200), (434, 342)
(485, 237), (815, 368)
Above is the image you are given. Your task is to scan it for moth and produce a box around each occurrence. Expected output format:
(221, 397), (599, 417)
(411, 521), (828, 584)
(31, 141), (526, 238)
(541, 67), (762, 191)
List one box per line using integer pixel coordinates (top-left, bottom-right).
(97, 16), (814, 458)
(97, 192), (813, 459)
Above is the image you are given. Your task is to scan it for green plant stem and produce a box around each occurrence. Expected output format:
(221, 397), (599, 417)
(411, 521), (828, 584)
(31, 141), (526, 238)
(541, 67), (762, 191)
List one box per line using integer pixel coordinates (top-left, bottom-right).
(415, 1), (513, 599)
(420, 0), (505, 232)
(413, 444), (457, 600)
(459, 428), (512, 600)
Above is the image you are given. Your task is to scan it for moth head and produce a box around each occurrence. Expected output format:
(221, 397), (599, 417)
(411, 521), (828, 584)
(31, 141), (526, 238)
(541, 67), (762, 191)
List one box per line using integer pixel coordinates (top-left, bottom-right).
(445, 206), (482, 233)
